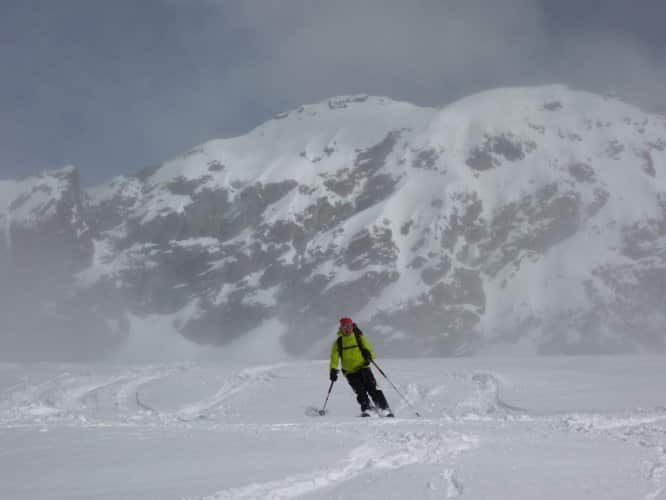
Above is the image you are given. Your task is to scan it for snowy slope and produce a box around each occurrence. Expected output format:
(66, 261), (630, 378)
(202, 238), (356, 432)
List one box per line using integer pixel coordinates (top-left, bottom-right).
(1, 356), (665, 499)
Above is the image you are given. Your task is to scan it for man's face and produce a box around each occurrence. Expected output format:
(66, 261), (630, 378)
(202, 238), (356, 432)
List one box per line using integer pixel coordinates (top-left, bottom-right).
(340, 323), (353, 335)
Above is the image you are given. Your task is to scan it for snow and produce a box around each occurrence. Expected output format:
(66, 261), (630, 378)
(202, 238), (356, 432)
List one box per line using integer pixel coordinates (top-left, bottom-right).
(147, 96), (435, 188)
(0, 166), (76, 228)
(85, 175), (144, 206)
(1, 355), (665, 499)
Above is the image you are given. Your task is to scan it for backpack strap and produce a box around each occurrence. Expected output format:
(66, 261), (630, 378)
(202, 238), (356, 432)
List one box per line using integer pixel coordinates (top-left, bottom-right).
(355, 329), (363, 345)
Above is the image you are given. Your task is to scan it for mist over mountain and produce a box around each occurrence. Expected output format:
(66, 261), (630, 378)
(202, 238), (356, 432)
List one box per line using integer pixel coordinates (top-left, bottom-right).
(1, 85), (665, 361)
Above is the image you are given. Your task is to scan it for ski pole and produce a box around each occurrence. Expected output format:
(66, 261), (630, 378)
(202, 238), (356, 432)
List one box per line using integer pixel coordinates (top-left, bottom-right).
(371, 360), (421, 417)
(319, 380), (335, 415)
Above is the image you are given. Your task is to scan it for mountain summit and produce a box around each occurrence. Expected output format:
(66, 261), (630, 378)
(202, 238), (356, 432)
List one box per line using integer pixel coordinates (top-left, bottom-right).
(2, 86), (665, 360)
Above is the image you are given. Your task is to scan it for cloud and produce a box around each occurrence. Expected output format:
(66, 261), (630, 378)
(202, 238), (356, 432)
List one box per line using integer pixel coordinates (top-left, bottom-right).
(224, 0), (547, 106)
(543, 32), (666, 110)
(214, 0), (665, 113)
(1, 0), (664, 185)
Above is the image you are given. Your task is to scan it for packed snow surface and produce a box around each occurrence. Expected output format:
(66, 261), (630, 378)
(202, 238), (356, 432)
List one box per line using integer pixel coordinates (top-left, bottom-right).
(1, 355), (665, 499)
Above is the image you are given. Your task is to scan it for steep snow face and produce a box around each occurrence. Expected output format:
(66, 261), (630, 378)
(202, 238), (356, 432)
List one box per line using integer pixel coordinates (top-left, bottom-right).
(4, 87), (666, 359)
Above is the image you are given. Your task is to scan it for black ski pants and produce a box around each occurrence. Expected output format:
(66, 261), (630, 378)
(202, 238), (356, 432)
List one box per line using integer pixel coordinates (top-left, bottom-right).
(345, 367), (389, 411)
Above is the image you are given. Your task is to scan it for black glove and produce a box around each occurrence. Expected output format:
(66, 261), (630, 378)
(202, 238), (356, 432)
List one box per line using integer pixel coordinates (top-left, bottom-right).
(329, 369), (338, 382)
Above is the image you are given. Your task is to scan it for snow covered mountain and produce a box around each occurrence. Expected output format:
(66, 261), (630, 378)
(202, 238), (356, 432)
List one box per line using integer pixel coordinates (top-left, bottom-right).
(2, 85), (665, 359)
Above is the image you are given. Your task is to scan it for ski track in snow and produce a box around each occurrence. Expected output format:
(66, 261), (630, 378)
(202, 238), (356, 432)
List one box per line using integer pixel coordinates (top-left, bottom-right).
(0, 365), (186, 426)
(175, 363), (288, 422)
(442, 468), (464, 498)
(186, 430), (478, 500)
(2, 362), (665, 498)
(0, 363), (290, 427)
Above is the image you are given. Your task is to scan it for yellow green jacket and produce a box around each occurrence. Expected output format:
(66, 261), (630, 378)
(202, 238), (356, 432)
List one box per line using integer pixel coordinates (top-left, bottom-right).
(329, 330), (375, 375)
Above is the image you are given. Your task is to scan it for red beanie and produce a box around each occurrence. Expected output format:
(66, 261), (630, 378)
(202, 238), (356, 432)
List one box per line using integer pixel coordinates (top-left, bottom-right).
(339, 317), (353, 326)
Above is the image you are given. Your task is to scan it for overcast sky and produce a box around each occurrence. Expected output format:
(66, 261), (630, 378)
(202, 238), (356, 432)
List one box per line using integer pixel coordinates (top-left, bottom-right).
(1, 0), (664, 185)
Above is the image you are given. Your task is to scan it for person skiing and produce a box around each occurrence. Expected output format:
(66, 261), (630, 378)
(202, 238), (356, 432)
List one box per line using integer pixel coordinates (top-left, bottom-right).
(329, 317), (394, 417)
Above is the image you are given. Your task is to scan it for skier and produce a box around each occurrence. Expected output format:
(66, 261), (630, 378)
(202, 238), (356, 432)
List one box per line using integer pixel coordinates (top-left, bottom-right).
(329, 317), (394, 417)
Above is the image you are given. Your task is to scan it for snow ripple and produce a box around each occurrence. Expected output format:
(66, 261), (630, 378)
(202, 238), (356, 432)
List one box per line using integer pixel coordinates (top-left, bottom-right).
(187, 430), (477, 500)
